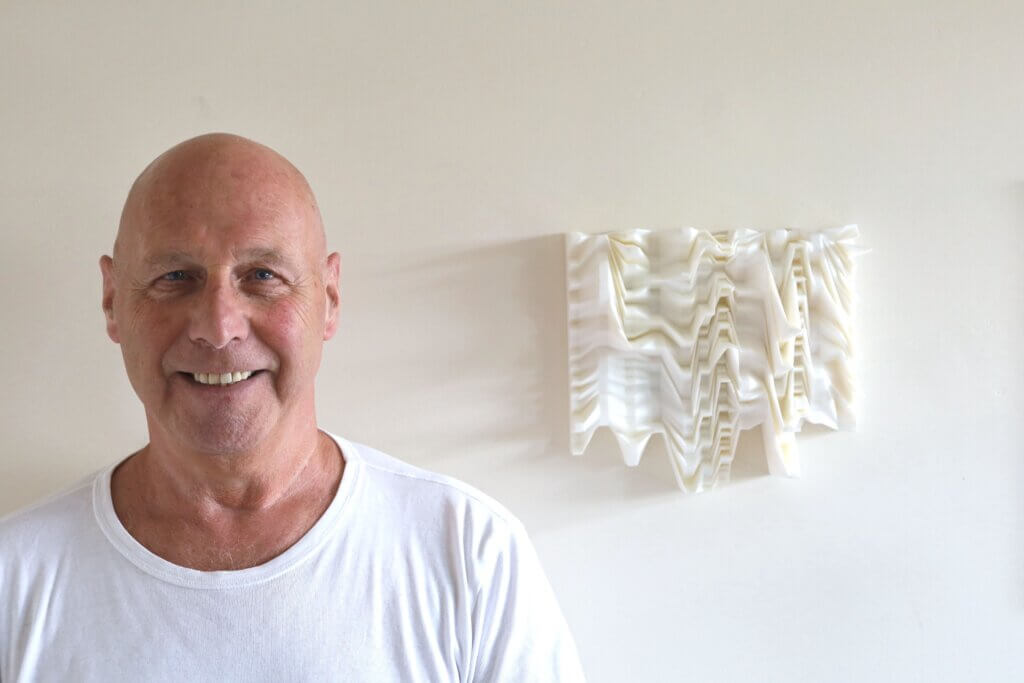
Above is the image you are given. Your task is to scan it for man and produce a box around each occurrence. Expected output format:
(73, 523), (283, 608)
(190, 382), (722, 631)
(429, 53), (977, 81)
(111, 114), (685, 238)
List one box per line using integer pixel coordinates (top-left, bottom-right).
(0, 134), (585, 681)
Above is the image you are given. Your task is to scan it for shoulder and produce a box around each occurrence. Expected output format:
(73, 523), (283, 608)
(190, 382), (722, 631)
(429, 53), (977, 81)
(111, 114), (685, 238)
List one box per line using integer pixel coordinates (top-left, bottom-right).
(0, 473), (99, 596)
(0, 475), (96, 548)
(335, 437), (535, 577)
(342, 437), (523, 531)
(334, 443), (587, 681)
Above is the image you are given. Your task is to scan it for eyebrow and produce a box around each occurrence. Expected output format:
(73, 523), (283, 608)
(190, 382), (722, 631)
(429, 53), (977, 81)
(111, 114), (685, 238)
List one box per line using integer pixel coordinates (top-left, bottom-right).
(143, 248), (293, 270)
(234, 248), (291, 267)
(143, 250), (194, 269)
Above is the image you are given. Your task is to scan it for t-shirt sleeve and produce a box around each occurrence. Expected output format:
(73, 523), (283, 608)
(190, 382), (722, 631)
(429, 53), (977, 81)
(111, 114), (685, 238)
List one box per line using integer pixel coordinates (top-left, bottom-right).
(466, 518), (586, 682)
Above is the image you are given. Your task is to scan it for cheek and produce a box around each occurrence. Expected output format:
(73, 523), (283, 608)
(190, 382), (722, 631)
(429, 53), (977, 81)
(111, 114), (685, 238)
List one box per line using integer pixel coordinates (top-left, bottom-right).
(268, 299), (327, 370)
(118, 300), (181, 373)
(261, 301), (324, 368)
(121, 295), (175, 337)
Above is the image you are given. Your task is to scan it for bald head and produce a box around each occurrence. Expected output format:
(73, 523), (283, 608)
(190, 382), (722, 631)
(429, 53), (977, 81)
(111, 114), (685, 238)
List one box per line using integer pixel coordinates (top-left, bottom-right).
(114, 133), (325, 265)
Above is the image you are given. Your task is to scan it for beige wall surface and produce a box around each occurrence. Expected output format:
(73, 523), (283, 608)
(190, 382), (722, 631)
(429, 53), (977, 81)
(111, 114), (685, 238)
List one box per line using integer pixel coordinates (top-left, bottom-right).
(2, 1), (1022, 680)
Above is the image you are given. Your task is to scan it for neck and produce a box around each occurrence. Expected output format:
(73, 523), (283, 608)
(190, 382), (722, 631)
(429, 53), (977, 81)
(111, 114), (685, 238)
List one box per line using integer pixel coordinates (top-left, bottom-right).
(119, 406), (342, 518)
(109, 418), (345, 570)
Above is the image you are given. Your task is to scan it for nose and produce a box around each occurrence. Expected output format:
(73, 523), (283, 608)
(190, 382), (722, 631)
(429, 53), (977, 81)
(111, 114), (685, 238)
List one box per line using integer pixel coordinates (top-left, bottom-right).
(188, 270), (249, 349)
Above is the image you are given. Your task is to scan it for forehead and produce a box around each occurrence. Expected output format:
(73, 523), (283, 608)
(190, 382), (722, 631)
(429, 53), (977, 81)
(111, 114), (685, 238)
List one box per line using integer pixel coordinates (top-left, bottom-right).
(124, 161), (321, 266)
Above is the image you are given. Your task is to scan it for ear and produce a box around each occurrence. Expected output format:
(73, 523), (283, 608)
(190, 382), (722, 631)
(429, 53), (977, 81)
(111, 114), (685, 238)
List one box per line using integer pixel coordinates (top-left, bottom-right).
(322, 251), (341, 341)
(99, 255), (121, 343)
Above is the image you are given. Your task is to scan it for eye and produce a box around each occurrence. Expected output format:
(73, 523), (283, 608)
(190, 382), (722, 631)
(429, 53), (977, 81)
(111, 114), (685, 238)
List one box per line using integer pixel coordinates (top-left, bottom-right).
(161, 270), (189, 282)
(251, 268), (276, 282)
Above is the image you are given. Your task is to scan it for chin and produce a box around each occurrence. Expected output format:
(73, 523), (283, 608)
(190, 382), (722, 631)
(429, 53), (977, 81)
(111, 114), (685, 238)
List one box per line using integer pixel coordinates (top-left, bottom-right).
(174, 408), (273, 456)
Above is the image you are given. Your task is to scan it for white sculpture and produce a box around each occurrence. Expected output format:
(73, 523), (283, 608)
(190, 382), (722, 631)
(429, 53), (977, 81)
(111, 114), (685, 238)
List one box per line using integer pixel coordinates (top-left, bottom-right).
(566, 226), (862, 493)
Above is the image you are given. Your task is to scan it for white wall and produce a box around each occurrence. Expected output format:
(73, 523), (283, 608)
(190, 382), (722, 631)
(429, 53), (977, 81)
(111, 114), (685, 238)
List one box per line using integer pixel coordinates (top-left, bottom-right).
(2, 2), (1021, 680)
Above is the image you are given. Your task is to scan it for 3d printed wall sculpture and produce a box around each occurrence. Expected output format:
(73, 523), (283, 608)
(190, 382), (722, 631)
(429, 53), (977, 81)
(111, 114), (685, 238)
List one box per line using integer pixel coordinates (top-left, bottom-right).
(566, 226), (861, 493)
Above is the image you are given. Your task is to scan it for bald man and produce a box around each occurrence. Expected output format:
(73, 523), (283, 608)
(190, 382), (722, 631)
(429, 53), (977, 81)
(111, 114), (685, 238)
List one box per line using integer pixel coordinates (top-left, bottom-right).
(0, 134), (585, 682)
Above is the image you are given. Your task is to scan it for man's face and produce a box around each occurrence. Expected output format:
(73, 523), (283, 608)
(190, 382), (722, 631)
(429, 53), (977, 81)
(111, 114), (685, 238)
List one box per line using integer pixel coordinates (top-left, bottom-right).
(100, 145), (340, 455)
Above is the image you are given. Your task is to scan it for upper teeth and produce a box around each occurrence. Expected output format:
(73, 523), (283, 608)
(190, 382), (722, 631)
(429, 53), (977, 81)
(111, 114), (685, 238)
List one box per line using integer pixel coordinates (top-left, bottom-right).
(193, 371), (254, 385)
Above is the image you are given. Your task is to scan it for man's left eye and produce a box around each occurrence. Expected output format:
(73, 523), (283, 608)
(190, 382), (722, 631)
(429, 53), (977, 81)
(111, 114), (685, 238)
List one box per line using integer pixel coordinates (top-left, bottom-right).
(252, 269), (276, 281)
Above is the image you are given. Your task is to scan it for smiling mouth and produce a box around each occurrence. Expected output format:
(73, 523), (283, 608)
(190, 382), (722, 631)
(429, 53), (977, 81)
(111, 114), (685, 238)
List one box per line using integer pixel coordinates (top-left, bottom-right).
(182, 370), (262, 386)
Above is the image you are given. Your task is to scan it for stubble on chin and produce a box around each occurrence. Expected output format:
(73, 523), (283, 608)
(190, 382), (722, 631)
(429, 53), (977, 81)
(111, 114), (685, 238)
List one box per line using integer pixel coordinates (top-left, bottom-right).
(166, 402), (272, 456)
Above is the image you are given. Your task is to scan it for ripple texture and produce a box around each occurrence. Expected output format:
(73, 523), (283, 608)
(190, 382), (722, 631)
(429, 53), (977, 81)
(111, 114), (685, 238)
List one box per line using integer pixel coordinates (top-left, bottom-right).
(566, 226), (862, 492)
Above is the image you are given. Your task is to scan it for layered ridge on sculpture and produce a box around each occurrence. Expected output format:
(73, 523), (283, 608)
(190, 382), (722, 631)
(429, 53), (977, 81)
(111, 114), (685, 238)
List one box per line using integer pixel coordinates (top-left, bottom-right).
(566, 226), (861, 493)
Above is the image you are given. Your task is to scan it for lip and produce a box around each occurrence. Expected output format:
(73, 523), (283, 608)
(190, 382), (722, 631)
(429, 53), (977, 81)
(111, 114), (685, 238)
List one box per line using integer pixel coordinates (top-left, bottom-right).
(176, 369), (266, 389)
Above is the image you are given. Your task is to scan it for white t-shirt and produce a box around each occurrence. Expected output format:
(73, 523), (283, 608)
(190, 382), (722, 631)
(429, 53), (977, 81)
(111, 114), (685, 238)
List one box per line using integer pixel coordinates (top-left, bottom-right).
(0, 435), (585, 682)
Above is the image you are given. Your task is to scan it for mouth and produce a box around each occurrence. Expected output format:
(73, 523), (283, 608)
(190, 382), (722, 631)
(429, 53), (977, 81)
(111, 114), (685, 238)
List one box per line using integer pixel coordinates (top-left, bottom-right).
(180, 370), (265, 387)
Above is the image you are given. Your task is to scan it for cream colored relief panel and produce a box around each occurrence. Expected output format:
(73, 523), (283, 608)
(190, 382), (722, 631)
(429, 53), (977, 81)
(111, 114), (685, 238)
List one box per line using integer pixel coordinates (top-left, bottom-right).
(566, 226), (861, 493)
